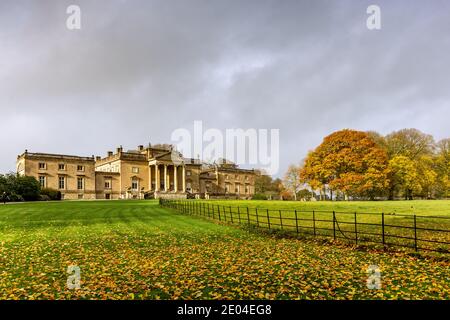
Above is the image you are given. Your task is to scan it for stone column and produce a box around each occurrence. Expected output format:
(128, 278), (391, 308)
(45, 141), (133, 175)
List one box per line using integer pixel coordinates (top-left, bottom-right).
(148, 165), (152, 191)
(174, 165), (178, 192)
(164, 164), (168, 192)
(182, 165), (186, 192)
(155, 164), (159, 191)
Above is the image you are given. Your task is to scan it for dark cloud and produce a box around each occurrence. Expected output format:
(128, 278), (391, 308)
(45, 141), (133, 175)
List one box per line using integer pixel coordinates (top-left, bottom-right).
(0, 0), (449, 176)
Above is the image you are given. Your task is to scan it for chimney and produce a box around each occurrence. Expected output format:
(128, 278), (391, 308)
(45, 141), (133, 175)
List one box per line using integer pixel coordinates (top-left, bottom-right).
(138, 145), (144, 151)
(116, 146), (123, 153)
(96, 156), (101, 161)
(107, 151), (113, 157)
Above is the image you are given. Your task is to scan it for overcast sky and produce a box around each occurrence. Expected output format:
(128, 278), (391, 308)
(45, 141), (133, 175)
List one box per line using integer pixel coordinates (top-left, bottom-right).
(1, 0), (449, 177)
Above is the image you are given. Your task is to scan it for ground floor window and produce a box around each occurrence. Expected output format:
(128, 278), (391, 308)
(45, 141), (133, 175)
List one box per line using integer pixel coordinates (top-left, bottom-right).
(58, 176), (65, 189)
(77, 177), (84, 190)
(39, 176), (45, 188)
(78, 194), (83, 200)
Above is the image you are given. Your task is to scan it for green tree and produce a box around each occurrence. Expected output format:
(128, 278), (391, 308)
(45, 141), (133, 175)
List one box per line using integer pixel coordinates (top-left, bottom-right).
(435, 139), (450, 198)
(388, 156), (421, 200)
(385, 128), (435, 160)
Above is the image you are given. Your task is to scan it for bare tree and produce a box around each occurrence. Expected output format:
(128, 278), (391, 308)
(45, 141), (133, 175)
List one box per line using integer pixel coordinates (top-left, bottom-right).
(283, 164), (302, 201)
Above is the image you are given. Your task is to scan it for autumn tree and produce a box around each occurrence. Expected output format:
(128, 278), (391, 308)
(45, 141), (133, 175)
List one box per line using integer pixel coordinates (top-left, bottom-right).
(300, 129), (389, 200)
(435, 139), (450, 198)
(388, 156), (422, 200)
(384, 128), (435, 160)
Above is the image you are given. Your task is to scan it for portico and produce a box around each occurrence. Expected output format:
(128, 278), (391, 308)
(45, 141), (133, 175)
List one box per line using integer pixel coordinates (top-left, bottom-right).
(149, 161), (186, 197)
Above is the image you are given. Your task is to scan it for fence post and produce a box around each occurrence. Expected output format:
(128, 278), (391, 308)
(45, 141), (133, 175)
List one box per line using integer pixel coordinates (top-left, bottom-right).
(230, 206), (233, 224)
(247, 207), (250, 225)
(333, 211), (336, 240)
(414, 214), (418, 252)
(223, 205), (227, 222)
(279, 210), (283, 230)
(266, 209), (271, 229)
(354, 212), (358, 245)
(208, 203), (210, 218)
(256, 208), (260, 227)
(295, 209), (299, 234)
(238, 207), (241, 224)
(313, 210), (316, 236)
(218, 205), (221, 221)
(382, 212), (385, 247)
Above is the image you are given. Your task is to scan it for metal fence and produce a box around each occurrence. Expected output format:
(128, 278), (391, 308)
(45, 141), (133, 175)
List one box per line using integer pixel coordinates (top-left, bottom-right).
(160, 199), (450, 254)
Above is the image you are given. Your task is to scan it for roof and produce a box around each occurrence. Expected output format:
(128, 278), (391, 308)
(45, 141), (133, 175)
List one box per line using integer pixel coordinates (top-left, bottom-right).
(18, 152), (94, 162)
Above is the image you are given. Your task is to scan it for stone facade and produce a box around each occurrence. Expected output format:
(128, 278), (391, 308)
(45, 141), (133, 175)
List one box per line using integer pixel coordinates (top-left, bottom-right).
(16, 145), (256, 200)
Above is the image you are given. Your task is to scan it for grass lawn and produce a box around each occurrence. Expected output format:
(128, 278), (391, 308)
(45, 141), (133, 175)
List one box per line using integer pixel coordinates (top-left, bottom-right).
(0, 200), (449, 299)
(192, 200), (450, 253)
(198, 199), (450, 215)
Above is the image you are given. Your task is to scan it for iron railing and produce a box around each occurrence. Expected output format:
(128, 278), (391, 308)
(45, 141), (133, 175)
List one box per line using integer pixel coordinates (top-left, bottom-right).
(159, 199), (450, 255)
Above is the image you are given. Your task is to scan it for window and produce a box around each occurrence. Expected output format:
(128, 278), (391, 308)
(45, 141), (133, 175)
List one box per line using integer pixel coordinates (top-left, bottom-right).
(58, 176), (65, 189)
(131, 180), (138, 190)
(225, 175), (229, 180)
(245, 185), (249, 194)
(235, 185), (240, 193)
(77, 165), (84, 172)
(38, 163), (46, 170)
(132, 167), (139, 173)
(235, 174), (239, 179)
(39, 176), (45, 188)
(225, 183), (230, 193)
(186, 182), (192, 192)
(105, 180), (111, 189)
(58, 164), (66, 171)
(78, 194), (83, 200)
(186, 170), (191, 176)
(77, 177), (84, 190)
(245, 176), (249, 181)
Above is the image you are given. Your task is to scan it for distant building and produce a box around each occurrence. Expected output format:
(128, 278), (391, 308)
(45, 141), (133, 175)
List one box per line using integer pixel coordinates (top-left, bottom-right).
(16, 145), (256, 200)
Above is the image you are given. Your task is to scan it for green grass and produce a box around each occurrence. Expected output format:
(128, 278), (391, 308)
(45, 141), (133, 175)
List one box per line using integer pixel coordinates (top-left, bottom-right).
(191, 200), (450, 253)
(0, 200), (449, 299)
(199, 199), (450, 215)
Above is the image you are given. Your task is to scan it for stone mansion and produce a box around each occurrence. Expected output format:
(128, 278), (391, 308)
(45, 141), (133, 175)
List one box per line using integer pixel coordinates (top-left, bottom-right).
(16, 144), (256, 200)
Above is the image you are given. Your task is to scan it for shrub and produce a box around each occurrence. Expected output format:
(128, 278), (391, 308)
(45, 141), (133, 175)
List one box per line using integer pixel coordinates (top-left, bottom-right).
(40, 188), (62, 201)
(252, 193), (268, 200)
(9, 193), (24, 202)
(15, 176), (41, 201)
(39, 194), (51, 201)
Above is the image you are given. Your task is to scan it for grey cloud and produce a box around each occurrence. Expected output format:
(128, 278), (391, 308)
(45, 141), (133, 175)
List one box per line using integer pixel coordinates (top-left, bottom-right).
(0, 0), (449, 176)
